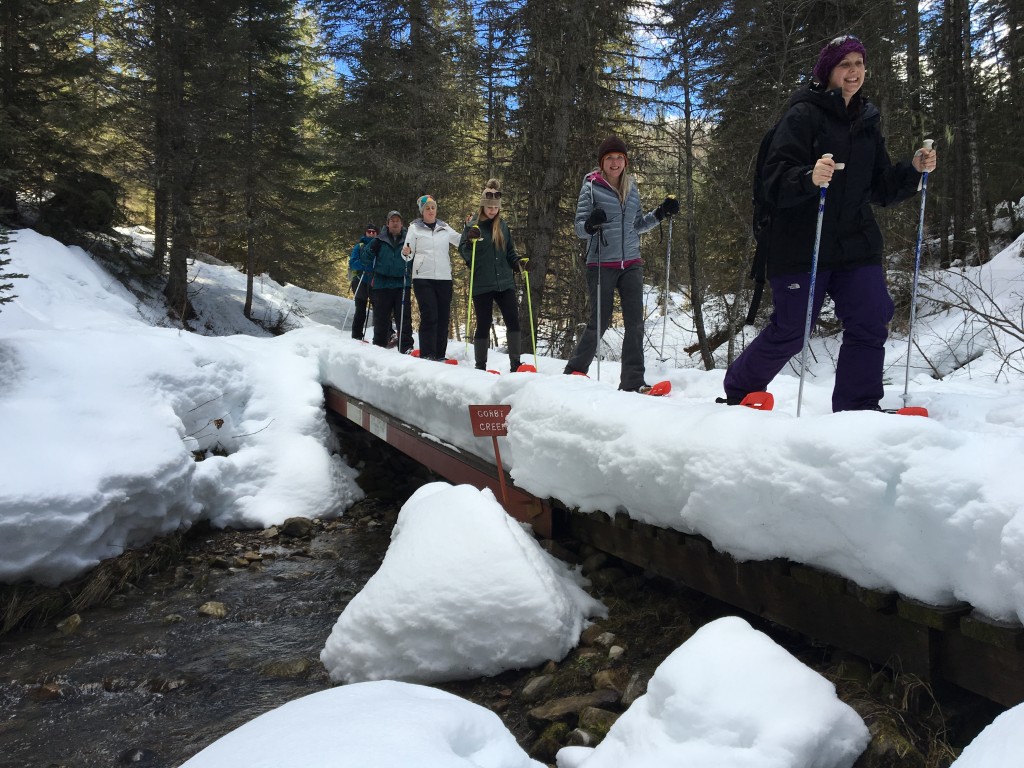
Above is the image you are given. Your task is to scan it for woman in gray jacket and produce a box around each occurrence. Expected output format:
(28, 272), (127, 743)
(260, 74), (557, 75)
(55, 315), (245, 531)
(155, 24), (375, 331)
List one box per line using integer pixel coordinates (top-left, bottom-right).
(564, 136), (678, 392)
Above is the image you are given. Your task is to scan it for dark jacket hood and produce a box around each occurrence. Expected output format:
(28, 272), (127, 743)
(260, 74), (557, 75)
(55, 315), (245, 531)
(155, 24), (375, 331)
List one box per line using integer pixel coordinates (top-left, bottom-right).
(788, 81), (880, 130)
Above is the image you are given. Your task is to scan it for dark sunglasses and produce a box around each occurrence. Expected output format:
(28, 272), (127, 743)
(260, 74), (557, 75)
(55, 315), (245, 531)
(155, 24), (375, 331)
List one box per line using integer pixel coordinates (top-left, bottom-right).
(483, 191), (502, 200)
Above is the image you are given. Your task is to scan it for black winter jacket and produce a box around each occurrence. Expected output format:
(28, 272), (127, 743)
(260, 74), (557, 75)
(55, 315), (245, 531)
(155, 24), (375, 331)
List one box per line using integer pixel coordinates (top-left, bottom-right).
(763, 83), (922, 277)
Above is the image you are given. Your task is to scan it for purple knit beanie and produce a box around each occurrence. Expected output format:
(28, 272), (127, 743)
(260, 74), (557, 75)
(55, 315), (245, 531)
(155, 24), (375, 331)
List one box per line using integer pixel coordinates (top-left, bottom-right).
(813, 35), (867, 85)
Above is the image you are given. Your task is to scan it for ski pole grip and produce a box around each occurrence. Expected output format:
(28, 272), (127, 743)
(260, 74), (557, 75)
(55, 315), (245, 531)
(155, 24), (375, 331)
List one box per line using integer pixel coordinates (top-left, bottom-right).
(819, 154), (837, 188)
(923, 139), (934, 151)
(820, 153), (847, 171)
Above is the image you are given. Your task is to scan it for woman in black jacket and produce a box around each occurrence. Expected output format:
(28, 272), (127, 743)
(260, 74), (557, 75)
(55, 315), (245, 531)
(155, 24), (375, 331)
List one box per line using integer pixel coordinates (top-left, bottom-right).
(721, 35), (937, 412)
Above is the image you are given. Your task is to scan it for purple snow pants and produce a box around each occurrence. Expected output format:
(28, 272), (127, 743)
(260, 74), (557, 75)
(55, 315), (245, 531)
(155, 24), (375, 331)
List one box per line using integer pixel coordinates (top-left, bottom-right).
(723, 265), (895, 412)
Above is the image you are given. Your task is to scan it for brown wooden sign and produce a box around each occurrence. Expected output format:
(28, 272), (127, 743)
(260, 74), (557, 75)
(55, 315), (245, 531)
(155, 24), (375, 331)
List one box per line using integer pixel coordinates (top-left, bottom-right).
(468, 404), (511, 437)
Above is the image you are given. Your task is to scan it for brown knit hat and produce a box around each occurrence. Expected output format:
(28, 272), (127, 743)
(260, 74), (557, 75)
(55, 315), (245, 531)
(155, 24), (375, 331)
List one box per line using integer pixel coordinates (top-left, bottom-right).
(597, 136), (628, 163)
(479, 178), (502, 209)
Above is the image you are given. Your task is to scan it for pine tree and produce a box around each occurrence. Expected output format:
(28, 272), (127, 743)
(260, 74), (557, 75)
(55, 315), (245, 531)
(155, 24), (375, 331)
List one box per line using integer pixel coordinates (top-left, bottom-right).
(0, 225), (27, 311)
(0, 0), (102, 225)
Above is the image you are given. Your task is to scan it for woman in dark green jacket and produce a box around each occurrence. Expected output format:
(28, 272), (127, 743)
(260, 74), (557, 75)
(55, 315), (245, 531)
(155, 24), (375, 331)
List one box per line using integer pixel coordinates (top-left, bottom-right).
(459, 179), (526, 372)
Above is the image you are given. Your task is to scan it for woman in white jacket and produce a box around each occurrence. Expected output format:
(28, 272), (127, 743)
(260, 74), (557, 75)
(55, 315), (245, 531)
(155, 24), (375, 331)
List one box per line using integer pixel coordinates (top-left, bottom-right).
(402, 194), (462, 360)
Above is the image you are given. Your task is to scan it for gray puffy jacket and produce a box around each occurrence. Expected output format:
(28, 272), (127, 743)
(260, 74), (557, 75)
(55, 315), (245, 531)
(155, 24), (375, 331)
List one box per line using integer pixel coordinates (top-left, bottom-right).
(574, 171), (659, 266)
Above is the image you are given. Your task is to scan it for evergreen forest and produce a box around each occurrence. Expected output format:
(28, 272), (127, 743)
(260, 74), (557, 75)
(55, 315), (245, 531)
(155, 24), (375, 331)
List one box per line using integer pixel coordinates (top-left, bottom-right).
(2, 0), (1021, 361)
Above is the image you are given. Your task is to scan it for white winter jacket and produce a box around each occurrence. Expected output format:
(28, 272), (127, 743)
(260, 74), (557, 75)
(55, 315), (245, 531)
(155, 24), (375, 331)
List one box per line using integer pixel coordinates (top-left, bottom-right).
(403, 219), (461, 280)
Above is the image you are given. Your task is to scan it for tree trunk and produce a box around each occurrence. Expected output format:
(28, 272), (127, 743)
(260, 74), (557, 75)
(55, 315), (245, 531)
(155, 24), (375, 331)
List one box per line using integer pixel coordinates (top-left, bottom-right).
(959, 0), (990, 264)
(681, 50), (713, 370)
(0, 0), (20, 221)
(518, 0), (605, 358)
(905, 0), (924, 144)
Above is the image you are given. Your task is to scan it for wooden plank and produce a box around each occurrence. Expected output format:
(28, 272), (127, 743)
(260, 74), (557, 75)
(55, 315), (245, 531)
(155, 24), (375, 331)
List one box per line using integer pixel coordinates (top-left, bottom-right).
(896, 597), (972, 630)
(960, 612), (1024, 651)
(941, 630), (1024, 707)
(569, 511), (935, 676)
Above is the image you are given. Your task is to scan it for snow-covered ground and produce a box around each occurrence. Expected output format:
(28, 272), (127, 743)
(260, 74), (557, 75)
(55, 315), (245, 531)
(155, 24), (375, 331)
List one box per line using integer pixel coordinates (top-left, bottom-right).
(2, 224), (1024, 764)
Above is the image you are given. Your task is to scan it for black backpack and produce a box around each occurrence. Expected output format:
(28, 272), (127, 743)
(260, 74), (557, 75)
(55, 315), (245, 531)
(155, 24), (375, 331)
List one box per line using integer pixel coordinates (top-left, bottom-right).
(745, 124), (778, 325)
(745, 102), (824, 325)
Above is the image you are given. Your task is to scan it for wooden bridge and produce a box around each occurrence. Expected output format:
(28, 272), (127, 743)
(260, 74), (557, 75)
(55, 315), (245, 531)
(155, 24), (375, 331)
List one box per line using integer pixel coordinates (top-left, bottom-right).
(325, 384), (1024, 708)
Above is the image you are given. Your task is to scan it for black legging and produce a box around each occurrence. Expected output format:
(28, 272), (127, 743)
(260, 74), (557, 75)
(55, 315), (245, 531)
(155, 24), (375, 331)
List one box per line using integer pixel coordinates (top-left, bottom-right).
(472, 288), (520, 340)
(412, 278), (454, 360)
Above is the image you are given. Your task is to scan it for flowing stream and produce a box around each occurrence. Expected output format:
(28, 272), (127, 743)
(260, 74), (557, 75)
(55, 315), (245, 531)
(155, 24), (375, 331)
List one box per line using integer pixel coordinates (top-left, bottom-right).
(0, 514), (393, 768)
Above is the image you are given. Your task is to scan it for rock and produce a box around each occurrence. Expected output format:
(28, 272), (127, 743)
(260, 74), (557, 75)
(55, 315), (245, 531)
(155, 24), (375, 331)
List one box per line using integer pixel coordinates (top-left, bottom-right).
(621, 671), (647, 707)
(593, 631), (617, 648)
(579, 706), (619, 734)
(258, 658), (313, 679)
(118, 747), (159, 765)
(262, 526), (280, 539)
(280, 517), (314, 538)
(197, 601), (227, 618)
(529, 722), (570, 762)
(148, 677), (186, 693)
(29, 682), (65, 701)
(580, 552), (608, 575)
(856, 717), (926, 768)
(163, 614), (183, 624)
(232, 557), (250, 568)
(592, 667), (631, 694)
(209, 555), (233, 569)
(608, 645), (625, 661)
(541, 660), (558, 675)
(526, 689), (620, 728)
(56, 613), (81, 635)
(520, 674), (555, 703)
(580, 624), (606, 646)
(566, 728), (596, 747)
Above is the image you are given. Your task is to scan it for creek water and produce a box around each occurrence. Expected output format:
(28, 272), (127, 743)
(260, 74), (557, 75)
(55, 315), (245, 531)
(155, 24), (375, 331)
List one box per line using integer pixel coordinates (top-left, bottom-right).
(0, 516), (393, 768)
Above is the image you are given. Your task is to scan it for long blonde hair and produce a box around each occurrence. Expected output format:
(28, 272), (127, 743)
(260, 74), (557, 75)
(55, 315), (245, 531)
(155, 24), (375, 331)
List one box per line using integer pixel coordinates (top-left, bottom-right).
(593, 166), (634, 204)
(475, 178), (505, 252)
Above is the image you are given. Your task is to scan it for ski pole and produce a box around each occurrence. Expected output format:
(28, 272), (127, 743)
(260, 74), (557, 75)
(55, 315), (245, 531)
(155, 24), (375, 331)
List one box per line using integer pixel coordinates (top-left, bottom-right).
(343, 270), (366, 335)
(901, 139), (935, 408)
(466, 236), (478, 360)
(796, 154), (843, 417)
(595, 246), (602, 382)
(521, 258), (537, 364)
(659, 196), (676, 361)
(398, 269), (407, 354)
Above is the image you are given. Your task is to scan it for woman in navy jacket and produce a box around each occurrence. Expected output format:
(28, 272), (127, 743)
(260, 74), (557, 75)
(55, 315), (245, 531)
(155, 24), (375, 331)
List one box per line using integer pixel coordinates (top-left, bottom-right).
(721, 35), (937, 411)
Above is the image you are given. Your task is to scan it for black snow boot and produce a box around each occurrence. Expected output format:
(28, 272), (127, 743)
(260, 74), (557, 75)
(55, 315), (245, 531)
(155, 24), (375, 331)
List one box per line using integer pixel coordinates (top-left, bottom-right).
(474, 338), (489, 371)
(507, 331), (522, 373)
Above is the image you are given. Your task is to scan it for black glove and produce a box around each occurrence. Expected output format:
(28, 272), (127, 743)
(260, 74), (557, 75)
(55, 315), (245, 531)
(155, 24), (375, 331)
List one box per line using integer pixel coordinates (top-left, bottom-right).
(654, 196), (679, 221)
(583, 208), (607, 234)
(367, 239), (381, 257)
(513, 258), (527, 274)
(468, 225), (482, 240)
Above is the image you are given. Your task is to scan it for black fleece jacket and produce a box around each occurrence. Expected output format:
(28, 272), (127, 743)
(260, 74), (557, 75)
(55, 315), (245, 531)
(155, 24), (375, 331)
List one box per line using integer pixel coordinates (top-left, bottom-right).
(763, 83), (922, 277)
